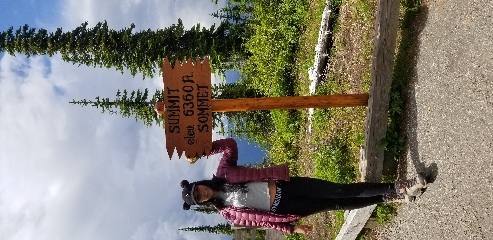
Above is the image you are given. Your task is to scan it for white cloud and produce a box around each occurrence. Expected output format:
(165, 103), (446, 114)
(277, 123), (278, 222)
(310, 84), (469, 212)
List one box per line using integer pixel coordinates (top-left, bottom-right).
(60, 0), (226, 29)
(1, 54), (228, 240)
(0, 0), (232, 239)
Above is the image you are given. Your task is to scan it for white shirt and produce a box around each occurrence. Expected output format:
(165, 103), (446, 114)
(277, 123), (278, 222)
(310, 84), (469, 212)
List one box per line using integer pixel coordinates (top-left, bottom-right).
(219, 182), (270, 211)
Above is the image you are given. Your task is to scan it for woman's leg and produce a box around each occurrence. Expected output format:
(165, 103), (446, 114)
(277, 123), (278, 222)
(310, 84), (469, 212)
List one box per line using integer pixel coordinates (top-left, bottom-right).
(275, 195), (384, 217)
(271, 178), (390, 216)
(282, 177), (395, 199)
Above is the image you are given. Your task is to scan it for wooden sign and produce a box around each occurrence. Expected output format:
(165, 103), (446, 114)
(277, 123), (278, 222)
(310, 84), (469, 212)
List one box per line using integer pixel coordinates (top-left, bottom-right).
(162, 58), (212, 159)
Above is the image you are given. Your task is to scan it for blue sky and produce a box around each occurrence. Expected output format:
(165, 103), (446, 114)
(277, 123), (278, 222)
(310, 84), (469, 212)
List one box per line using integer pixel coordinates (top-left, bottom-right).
(0, 1), (266, 240)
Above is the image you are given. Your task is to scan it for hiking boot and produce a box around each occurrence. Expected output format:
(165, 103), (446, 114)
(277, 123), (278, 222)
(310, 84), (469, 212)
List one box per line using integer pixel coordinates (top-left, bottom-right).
(383, 192), (416, 203)
(396, 174), (427, 197)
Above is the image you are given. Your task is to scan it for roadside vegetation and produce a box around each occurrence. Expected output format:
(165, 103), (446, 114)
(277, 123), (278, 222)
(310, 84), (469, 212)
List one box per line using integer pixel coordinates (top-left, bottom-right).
(228, 0), (426, 239)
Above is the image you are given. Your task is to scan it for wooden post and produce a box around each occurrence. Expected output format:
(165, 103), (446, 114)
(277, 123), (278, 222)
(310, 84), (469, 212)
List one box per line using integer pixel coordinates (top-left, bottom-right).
(211, 94), (368, 112)
(155, 94), (368, 114)
(154, 102), (165, 115)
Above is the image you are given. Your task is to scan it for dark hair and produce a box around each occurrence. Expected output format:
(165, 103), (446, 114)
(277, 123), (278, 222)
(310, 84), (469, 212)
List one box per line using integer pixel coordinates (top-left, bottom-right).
(181, 176), (248, 210)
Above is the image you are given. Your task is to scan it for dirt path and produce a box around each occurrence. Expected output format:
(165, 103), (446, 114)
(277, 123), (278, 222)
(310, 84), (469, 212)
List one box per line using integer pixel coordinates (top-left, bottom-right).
(374, 0), (493, 239)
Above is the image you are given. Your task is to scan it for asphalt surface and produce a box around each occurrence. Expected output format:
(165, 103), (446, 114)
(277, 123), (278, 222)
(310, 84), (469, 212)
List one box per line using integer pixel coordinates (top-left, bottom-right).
(375, 0), (493, 239)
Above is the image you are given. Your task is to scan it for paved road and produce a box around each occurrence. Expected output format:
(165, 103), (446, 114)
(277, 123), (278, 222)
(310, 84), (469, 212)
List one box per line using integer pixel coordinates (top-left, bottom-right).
(375, 0), (493, 239)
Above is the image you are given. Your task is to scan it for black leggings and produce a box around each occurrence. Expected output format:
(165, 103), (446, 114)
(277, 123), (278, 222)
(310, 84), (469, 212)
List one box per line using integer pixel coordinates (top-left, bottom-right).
(273, 177), (394, 217)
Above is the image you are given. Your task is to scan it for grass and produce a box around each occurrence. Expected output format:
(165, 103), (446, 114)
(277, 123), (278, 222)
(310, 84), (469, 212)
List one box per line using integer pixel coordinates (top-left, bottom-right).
(297, 1), (377, 238)
(232, 0), (425, 239)
(236, 0), (311, 176)
(238, 0), (374, 239)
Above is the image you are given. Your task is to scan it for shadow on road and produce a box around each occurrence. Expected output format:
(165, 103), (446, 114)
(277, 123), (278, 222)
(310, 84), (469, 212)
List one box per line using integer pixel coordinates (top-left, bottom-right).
(402, 3), (439, 183)
(393, 2), (439, 183)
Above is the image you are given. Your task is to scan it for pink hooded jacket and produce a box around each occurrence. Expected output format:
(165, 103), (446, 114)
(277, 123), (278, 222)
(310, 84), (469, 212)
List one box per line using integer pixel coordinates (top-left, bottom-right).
(207, 138), (301, 234)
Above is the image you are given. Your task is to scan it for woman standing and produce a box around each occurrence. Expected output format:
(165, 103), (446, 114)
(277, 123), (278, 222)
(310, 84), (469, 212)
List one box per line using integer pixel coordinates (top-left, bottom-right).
(180, 138), (426, 235)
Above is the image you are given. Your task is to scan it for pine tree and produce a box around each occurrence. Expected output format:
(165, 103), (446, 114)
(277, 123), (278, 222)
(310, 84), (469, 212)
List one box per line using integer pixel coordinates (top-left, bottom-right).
(211, 0), (254, 24)
(179, 223), (234, 236)
(70, 88), (163, 127)
(192, 205), (219, 214)
(69, 82), (263, 128)
(213, 81), (274, 143)
(211, 0), (254, 70)
(0, 20), (246, 78)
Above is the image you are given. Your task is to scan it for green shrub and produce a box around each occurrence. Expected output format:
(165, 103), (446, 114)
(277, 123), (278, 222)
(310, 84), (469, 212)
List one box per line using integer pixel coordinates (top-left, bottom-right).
(375, 204), (397, 224)
(242, 0), (308, 97)
(285, 232), (306, 240)
(313, 139), (357, 183)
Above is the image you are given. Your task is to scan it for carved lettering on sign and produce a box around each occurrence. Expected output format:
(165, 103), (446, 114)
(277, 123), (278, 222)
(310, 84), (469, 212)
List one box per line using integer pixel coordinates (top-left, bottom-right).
(163, 58), (212, 159)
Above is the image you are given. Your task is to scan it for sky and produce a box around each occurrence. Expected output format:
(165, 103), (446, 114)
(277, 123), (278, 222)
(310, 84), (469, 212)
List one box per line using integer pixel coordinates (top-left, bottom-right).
(0, 1), (267, 240)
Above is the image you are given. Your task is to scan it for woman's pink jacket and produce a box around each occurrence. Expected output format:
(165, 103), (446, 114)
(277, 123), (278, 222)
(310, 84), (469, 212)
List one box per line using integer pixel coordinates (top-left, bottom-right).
(207, 138), (301, 234)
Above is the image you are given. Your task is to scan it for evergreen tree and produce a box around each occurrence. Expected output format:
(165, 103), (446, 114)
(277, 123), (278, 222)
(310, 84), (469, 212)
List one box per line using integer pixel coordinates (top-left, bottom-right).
(211, 0), (254, 69)
(70, 88), (163, 127)
(211, 81), (263, 99)
(192, 205), (219, 214)
(212, 0), (254, 24)
(69, 82), (264, 128)
(179, 223), (234, 236)
(213, 81), (274, 143)
(0, 20), (246, 78)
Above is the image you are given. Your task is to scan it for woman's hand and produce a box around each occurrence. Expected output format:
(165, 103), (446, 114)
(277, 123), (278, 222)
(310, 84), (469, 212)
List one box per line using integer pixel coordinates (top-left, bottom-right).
(293, 225), (313, 234)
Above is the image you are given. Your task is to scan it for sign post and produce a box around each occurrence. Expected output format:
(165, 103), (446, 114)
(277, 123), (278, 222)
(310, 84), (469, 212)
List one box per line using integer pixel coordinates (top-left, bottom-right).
(158, 58), (369, 160)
